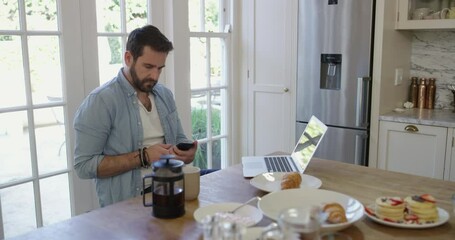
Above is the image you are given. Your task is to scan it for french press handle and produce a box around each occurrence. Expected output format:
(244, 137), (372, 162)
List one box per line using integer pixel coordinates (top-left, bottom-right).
(142, 174), (154, 207)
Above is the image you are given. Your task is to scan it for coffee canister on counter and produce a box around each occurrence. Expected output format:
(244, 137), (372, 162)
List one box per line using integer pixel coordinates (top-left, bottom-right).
(417, 78), (427, 109)
(425, 78), (436, 109)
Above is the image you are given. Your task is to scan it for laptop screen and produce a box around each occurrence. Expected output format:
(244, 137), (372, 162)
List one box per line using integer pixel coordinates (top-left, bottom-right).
(291, 116), (328, 172)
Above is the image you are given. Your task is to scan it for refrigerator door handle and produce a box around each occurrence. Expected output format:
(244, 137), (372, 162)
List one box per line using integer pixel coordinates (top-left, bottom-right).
(355, 133), (368, 166)
(356, 77), (372, 128)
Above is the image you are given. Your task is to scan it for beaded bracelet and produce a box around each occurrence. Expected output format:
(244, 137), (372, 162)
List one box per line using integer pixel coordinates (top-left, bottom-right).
(138, 148), (148, 168)
(141, 147), (149, 168)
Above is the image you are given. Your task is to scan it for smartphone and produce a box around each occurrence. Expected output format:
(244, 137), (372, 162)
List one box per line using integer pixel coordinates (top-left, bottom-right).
(176, 142), (193, 151)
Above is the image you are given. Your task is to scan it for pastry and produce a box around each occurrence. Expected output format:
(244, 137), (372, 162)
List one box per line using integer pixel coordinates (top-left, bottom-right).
(374, 196), (405, 222)
(404, 194), (438, 222)
(280, 172), (302, 190)
(323, 202), (348, 224)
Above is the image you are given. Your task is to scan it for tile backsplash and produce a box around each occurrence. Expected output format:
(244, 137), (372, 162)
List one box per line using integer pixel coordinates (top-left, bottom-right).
(411, 31), (455, 109)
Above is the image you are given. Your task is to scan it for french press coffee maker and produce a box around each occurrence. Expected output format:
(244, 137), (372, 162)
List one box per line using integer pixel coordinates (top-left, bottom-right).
(142, 155), (185, 218)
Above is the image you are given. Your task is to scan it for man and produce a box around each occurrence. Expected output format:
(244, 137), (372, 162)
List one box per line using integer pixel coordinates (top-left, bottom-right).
(73, 25), (197, 207)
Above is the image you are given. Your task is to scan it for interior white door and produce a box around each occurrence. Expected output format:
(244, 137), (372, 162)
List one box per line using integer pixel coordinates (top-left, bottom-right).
(246, 0), (297, 155)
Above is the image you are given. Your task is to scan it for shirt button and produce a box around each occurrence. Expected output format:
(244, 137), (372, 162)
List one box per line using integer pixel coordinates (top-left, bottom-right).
(136, 188), (140, 191)
(138, 121), (141, 125)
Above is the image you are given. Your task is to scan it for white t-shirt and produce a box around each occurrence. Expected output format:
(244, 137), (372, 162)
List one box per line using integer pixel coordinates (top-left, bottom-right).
(139, 93), (164, 177)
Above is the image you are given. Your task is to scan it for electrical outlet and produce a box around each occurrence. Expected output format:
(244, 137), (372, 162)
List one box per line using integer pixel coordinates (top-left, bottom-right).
(395, 68), (403, 86)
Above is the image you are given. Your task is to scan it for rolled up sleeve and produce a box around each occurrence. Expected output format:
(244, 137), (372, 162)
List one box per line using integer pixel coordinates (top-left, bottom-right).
(73, 94), (111, 179)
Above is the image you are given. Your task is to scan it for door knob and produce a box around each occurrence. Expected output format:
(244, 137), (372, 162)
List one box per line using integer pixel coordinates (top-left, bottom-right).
(283, 88), (289, 92)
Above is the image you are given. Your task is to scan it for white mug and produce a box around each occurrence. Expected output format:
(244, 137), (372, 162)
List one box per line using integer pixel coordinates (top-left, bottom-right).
(412, 8), (433, 20)
(183, 165), (200, 201)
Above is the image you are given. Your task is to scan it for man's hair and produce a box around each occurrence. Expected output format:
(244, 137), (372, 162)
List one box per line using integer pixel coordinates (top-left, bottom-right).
(126, 25), (174, 60)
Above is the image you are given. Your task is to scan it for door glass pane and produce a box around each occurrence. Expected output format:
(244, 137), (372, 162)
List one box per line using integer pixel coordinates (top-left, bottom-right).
(0, 112), (32, 185)
(212, 139), (222, 169)
(34, 108), (67, 174)
(41, 174), (71, 226)
(0, 35), (26, 108)
(24, 0), (58, 31)
(189, 0), (202, 31)
(28, 36), (63, 105)
(0, 0), (20, 30)
(210, 38), (225, 87)
(96, 0), (121, 33)
(205, 0), (220, 32)
(188, 0), (221, 32)
(191, 91), (208, 139)
(126, 0), (148, 32)
(210, 90), (221, 136)
(194, 142), (207, 169)
(0, 183), (36, 239)
(190, 37), (207, 89)
(98, 36), (123, 85)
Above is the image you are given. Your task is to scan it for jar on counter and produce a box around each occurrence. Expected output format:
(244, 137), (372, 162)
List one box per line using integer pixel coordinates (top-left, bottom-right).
(417, 78), (427, 109)
(409, 77), (418, 107)
(425, 78), (436, 109)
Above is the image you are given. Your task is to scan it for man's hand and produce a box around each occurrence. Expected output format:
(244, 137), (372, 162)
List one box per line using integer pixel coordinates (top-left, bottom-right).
(170, 141), (198, 164)
(144, 143), (172, 164)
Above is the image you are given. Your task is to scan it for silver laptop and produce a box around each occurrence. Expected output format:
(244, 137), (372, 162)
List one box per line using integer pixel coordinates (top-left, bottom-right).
(242, 115), (328, 177)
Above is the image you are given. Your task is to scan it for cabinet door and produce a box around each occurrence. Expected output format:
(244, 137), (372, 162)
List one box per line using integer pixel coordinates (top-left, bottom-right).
(378, 121), (447, 179)
(396, 0), (455, 30)
(448, 128), (455, 181)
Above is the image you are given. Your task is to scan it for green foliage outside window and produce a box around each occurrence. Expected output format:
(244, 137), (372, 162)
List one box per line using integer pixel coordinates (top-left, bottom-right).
(191, 107), (221, 169)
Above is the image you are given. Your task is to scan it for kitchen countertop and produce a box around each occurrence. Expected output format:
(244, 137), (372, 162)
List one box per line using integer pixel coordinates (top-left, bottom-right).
(379, 108), (455, 128)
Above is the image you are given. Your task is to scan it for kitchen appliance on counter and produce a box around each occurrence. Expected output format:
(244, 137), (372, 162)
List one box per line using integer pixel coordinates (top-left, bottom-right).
(296, 0), (374, 166)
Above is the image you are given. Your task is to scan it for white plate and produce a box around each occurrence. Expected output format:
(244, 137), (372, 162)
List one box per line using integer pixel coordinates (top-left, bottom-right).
(258, 188), (364, 232)
(250, 172), (322, 192)
(193, 202), (263, 227)
(365, 204), (449, 229)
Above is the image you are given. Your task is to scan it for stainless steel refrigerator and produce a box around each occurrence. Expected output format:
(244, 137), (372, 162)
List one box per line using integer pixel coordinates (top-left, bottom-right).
(296, 0), (374, 166)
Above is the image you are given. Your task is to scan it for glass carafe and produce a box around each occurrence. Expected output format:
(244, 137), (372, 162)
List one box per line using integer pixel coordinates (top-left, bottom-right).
(143, 155), (185, 218)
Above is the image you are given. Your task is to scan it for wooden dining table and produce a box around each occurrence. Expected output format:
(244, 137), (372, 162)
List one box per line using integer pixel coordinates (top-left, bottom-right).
(13, 158), (455, 240)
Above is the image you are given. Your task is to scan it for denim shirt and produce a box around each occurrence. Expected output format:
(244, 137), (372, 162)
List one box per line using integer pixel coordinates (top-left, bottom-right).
(73, 69), (188, 207)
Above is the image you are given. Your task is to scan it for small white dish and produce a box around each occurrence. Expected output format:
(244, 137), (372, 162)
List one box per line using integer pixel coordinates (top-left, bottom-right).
(365, 204), (449, 229)
(243, 227), (263, 240)
(250, 172), (322, 192)
(193, 202), (263, 227)
(258, 188), (364, 232)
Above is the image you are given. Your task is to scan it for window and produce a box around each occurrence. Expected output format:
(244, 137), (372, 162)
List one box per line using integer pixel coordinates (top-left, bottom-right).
(0, 0), (154, 238)
(95, 0), (148, 85)
(0, 0), (70, 238)
(188, 0), (231, 169)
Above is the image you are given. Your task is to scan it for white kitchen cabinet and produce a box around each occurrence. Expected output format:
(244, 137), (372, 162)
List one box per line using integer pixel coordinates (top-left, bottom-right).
(396, 0), (455, 30)
(378, 120), (448, 179)
(446, 128), (455, 181)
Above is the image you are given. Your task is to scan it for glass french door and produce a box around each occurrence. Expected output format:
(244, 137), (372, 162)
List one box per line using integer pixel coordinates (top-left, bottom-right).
(0, 0), (71, 238)
(0, 0), (150, 238)
(188, 0), (232, 170)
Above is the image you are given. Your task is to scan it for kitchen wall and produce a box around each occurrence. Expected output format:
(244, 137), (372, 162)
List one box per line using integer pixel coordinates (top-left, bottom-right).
(410, 31), (455, 109)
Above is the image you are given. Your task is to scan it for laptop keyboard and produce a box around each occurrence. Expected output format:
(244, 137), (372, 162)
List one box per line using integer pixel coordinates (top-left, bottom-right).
(264, 156), (293, 172)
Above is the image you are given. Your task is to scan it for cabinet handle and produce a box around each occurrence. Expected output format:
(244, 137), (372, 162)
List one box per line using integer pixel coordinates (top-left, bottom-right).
(404, 125), (419, 132)
(283, 88), (289, 92)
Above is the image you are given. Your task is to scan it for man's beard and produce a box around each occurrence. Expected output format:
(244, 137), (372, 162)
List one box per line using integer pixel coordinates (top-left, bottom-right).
(130, 62), (157, 92)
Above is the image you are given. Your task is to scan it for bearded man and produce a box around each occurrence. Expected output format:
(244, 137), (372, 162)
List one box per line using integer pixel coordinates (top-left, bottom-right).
(74, 25), (197, 207)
